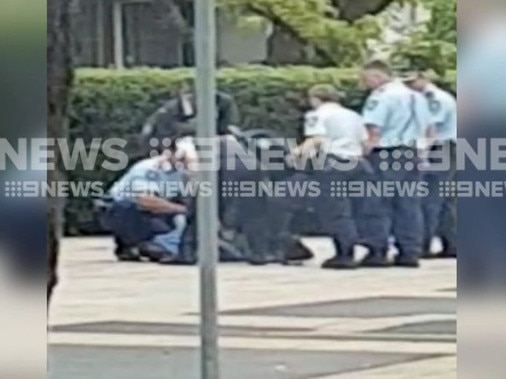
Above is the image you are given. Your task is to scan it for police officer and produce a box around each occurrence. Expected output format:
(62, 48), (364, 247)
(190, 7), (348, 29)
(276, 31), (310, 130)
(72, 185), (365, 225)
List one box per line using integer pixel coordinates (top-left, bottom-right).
(401, 68), (457, 258)
(265, 84), (362, 269)
(360, 60), (433, 268)
(103, 136), (192, 263)
(140, 82), (240, 145)
(139, 82), (273, 263)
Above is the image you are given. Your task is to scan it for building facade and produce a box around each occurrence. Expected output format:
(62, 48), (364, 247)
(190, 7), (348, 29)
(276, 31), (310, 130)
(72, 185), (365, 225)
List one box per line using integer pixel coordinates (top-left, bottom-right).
(74, 0), (270, 68)
(73, 0), (428, 68)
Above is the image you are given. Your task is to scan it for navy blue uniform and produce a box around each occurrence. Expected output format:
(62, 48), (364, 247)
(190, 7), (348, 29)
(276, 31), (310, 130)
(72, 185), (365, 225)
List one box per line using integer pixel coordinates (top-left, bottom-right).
(103, 157), (186, 256)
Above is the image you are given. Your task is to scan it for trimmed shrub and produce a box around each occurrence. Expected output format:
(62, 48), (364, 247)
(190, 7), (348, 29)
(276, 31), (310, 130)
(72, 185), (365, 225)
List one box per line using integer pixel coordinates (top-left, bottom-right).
(67, 65), (456, 234)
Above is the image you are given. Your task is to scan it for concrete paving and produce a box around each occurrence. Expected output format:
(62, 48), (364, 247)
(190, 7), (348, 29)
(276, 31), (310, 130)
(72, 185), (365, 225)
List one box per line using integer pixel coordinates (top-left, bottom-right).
(49, 237), (456, 379)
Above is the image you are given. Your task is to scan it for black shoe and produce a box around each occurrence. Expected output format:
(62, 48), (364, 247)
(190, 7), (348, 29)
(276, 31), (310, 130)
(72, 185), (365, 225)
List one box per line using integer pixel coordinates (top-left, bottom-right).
(421, 251), (438, 259)
(115, 246), (141, 262)
(248, 255), (269, 266)
(321, 257), (357, 270)
(284, 240), (314, 262)
(394, 255), (420, 268)
(138, 241), (166, 262)
(169, 256), (197, 266)
(158, 254), (177, 265)
(359, 254), (391, 268)
(437, 247), (457, 259)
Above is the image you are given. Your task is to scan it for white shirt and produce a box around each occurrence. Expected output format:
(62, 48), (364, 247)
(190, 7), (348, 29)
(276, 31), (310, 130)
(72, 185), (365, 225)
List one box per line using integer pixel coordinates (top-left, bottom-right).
(304, 103), (367, 159)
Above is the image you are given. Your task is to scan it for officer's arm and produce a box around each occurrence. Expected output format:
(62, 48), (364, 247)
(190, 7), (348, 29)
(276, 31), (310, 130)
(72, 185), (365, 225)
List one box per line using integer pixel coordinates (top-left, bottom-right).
(137, 195), (187, 214)
(141, 100), (178, 141)
(217, 92), (240, 134)
(294, 111), (326, 157)
(362, 95), (390, 149)
(175, 137), (198, 172)
(422, 96), (438, 147)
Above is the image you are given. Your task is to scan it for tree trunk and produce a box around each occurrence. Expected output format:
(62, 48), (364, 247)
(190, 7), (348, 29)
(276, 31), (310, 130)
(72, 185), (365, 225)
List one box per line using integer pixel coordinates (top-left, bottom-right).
(47, 0), (73, 305)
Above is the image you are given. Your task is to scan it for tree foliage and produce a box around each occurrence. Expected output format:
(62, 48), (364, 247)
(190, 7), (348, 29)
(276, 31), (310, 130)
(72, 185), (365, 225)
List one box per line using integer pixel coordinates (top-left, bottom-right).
(218, 0), (382, 66)
(148, 0), (404, 66)
(391, 0), (456, 75)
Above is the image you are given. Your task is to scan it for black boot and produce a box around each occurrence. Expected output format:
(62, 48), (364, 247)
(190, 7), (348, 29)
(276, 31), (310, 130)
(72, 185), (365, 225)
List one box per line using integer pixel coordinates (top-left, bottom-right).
(283, 239), (314, 262)
(359, 249), (391, 268)
(114, 240), (141, 262)
(322, 241), (356, 269)
(438, 238), (457, 259)
(420, 239), (435, 259)
(322, 256), (357, 270)
(138, 241), (169, 263)
(394, 254), (420, 268)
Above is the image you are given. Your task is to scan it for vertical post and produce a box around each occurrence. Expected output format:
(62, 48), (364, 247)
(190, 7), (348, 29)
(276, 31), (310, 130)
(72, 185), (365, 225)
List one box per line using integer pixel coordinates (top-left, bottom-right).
(96, 0), (105, 66)
(194, 0), (219, 379)
(112, 0), (124, 68)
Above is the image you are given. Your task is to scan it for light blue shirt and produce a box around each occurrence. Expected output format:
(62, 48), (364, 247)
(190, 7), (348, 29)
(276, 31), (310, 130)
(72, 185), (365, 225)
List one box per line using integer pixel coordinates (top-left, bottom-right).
(423, 83), (457, 141)
(362, 80), (431, 148)
(109, 157), (184, 201)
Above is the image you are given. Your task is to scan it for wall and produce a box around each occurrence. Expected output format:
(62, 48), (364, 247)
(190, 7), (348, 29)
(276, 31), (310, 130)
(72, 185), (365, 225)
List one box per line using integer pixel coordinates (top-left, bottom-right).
(217, 13), (269, 65)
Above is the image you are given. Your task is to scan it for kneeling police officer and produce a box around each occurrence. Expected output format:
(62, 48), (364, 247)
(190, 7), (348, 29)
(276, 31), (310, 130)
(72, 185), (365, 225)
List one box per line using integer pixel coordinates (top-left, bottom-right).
(102, 135), (195, 263)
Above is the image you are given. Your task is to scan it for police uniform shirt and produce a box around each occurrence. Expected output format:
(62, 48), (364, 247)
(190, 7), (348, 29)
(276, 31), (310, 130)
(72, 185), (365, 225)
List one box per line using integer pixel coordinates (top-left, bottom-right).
(362, 80), (432, 148)
(304, 103), (367, 159)
(423, 83), (457, 141)
(109, 157), (184, 201)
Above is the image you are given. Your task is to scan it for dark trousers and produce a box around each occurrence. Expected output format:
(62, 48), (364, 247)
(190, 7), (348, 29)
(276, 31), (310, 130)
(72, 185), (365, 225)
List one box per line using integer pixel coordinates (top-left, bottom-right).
(266, 158), (360, 258)
(219, 147), (270, 256)
(368, 147), (424, 258)
(103, 200), (174, 248)
(350, 160), (391, 254)
(422, 141), (456, 250)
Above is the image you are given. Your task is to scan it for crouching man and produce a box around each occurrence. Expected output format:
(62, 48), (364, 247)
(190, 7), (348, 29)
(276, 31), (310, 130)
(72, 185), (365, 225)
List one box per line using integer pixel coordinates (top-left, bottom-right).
(101, 135), (197, 264)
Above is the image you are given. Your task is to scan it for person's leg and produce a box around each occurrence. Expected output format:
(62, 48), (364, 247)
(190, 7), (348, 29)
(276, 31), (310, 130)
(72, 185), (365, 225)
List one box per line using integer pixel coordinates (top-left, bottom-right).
(391, 150), (424, 267)
(422, 171), (447, 254)
(105, 200), (156, 260)
(219, 147), (273, 262)
(359, 151), (392, 266)
(316, 168), (360, 269)
(351, 160), (390, 263)
(437, 141), (457, 257)
(264, 172), (309, 264)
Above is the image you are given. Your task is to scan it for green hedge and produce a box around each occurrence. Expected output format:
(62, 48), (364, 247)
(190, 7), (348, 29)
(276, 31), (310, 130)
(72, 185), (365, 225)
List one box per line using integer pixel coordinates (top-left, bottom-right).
(67, 65), (456, 234)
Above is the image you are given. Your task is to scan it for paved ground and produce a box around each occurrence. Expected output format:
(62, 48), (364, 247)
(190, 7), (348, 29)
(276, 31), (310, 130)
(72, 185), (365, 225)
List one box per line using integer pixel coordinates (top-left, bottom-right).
(49, 237), (456, 379)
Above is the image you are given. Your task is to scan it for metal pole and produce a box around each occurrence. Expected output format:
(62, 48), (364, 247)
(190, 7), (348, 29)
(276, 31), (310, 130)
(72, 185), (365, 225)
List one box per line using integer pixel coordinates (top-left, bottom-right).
(194, 0), (219, 379)
(112, 0), (124, 68)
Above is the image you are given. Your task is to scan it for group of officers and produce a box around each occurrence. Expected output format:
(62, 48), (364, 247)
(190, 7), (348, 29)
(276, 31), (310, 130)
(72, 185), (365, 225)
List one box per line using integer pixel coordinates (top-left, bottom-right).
(101, 59), (457, 269)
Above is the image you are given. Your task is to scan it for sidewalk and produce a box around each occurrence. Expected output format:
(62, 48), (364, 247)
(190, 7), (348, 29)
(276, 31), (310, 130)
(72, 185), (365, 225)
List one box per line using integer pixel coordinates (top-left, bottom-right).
(49, 237), (456, 379)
